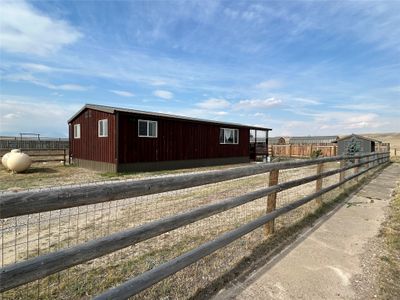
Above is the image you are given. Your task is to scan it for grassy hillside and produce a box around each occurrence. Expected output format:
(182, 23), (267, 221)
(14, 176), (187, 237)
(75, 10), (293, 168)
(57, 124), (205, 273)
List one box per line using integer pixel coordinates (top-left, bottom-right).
(363, 132), (400, 150)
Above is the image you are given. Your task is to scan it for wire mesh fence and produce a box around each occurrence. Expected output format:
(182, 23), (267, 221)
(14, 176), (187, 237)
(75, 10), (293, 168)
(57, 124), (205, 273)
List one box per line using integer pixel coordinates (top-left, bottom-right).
(0, 153), (389, 299)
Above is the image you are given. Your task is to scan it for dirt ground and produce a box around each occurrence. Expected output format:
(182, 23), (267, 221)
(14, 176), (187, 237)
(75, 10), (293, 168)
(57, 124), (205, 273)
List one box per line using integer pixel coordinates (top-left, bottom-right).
(0, 162), (251, 192)
(352, 174), (400, 299)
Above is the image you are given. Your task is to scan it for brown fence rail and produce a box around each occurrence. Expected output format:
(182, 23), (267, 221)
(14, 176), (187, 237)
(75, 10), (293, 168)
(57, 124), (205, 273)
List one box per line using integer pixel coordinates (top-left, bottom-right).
(0, 149), (69, 165)
(0, 138), (68, 150)
(0, 152), (390, 299)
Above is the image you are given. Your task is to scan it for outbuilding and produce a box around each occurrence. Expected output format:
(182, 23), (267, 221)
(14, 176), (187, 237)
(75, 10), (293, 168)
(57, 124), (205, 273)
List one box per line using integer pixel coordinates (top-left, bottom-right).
(336, 134), (381, 155)
(287, 136), (338, 145)
(268, 137), (286, 145)
(68, 104), (271, 172)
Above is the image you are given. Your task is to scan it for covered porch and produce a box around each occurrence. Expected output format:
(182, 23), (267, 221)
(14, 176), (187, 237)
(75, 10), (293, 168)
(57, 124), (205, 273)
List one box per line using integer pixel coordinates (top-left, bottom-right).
(249, 128), (270, 161)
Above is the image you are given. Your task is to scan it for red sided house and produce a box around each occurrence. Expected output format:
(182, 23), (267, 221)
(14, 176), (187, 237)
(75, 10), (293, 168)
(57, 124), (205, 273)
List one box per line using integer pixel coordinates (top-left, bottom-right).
(68, 104), (271, 172)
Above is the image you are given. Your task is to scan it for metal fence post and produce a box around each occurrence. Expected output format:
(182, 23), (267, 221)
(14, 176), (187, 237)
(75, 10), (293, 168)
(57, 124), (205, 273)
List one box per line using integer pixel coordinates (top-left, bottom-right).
(265, 169), (279, 236)
(315, 163), (324, 205)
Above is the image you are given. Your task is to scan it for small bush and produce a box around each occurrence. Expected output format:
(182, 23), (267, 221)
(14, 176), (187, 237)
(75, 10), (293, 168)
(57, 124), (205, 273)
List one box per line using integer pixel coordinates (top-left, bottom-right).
(311, 149), (323, 158)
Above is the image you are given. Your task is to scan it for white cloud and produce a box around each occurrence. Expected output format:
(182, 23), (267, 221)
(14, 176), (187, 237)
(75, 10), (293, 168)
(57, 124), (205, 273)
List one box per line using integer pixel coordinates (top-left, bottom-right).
(149, 79), (168, 86)
(110, 90), (134, 97)
(0, 1), (82, 56)
(0, 97), (81, 137)
(310, 111), (385, 132)
(57, 84), (88, 91)
(234, 97), (283, 110)
(335, 103), (389, 111)
(292, 97), (321, 105)
(211, 111), (228, 116)
(20, 63), (54, 72)
(3, 113), (18, 120)
(255, 80), (283, 89)
(196, 98), (231, 110)
(5, 73), (89, 91)
(153, 90), (173, 99)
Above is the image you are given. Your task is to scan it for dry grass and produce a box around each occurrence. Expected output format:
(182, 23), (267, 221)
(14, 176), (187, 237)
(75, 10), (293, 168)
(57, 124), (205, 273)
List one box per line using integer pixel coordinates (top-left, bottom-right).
(0, 161), (378, 299)
(0, 162), (251, 192)
(363, 132), (400, 150)
(378, 179), (400, 299)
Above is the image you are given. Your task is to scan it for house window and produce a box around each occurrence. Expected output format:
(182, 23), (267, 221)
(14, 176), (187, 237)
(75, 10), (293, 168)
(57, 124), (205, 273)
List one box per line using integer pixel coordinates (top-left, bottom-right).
(74, 124), (81, 139)
(138, 120), (157, 138)
(98, 119), (108, 137)
(220, 128), (239, 144)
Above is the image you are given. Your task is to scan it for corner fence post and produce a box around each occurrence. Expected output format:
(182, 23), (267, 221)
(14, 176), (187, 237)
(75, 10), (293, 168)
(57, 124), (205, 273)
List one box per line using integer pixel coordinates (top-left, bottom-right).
(315, 163), (324, 205)
(265, 169), (279, 236)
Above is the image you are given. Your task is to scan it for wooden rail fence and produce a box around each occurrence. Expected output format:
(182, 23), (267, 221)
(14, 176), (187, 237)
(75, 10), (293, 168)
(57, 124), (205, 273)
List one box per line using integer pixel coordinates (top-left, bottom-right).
(270, 144), (337, 157)
(0, 148), (69, 165)
(0, 152), (390, 298)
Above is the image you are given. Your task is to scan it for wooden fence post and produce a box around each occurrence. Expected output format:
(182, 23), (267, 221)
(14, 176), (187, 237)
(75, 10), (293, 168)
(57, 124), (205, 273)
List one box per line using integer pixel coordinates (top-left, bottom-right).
(63, 149), (66, 166)
(354, 157), (360, 181)
(265, 169), (279, 236)
(339, 160), (346, 189)
(339, 160), (346, 182)
(315, 163), (324, 205)
(289, 144), (292, 157)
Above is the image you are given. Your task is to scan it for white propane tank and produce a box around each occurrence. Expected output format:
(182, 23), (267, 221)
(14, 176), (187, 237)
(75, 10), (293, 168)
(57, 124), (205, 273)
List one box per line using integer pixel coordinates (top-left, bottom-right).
(11, 149), (22, 153)
(1, 152), (11, 169)
(7, 152), (32, 173)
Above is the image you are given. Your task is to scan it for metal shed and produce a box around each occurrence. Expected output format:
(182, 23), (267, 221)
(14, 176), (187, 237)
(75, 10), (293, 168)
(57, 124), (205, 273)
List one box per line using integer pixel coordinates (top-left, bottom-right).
(336, 134), (381, 155)
(68, 104), (271, 172)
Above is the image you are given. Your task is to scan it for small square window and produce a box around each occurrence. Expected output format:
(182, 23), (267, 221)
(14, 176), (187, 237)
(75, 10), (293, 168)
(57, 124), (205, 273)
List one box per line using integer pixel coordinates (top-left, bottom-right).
(138, 120), (157, 138)
(220, 128), (239, 144)
(98, 119), (108, 137)
(74, 124), (81, 139)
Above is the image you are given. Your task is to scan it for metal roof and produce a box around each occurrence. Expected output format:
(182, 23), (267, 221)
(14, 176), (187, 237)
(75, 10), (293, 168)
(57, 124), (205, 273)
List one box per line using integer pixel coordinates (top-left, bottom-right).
(288, 136), (339, 143)
(336, 134), (382, 143)
(68, 104), (271, 131)
(268, 137), (286, 144)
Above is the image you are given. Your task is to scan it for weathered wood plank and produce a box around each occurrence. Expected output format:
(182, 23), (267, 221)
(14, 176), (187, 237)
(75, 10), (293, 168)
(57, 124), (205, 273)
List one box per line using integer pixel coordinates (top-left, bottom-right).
(265, 169), (279, 235)
(0, 154), (388, 292)
(0, 153), (382, 218)
(315, 163), (324, 205)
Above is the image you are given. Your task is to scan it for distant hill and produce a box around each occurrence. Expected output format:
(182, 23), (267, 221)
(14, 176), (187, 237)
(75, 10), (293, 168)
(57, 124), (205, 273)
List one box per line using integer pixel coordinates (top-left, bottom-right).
(362, 133), (400, 150)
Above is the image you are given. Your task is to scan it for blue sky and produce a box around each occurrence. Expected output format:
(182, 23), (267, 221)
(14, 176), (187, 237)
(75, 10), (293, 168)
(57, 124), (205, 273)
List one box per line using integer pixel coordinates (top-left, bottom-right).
(0, 0), (399, 137)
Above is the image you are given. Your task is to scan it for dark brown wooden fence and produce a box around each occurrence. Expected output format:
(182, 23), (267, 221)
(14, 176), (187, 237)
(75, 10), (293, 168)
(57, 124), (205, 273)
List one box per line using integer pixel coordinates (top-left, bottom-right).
(0, 152), (390, 299)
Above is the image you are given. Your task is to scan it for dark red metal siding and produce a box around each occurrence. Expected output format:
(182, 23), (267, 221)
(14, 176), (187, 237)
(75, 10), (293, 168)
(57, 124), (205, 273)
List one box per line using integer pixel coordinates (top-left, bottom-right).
(69, 109), (115, 163)
(118, 113), (249, 163)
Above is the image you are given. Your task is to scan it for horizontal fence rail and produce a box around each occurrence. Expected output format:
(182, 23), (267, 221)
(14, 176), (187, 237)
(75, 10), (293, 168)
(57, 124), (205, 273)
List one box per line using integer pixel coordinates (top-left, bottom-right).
(0, 148), (68, 165)
(0, 152), (380, 218)
(1, 155), (382, 291)
(0, 152), (390, 298)
(95, 160), (380, 300)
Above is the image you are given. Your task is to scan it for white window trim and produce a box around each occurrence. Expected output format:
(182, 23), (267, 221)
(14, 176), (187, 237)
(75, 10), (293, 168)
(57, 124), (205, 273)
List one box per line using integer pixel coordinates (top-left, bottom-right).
(220, 128), (239, 144)
(74, 124), (81, 139)
(98, 119), (108, 137)
(138, 119), (158, 138)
